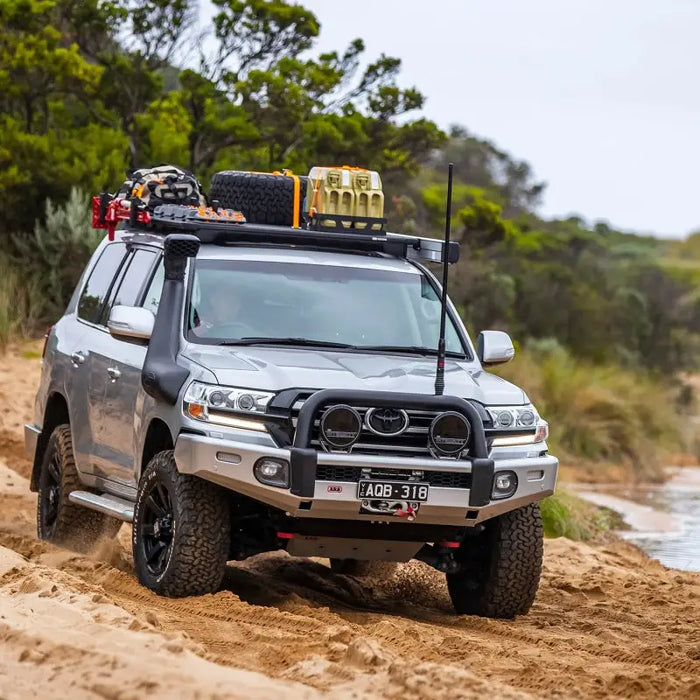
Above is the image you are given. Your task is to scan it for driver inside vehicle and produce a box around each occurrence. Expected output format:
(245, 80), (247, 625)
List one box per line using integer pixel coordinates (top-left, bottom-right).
(191, 283), (244, 338)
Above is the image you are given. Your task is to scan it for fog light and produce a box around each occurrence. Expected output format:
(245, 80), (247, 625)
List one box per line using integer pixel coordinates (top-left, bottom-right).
(492, 470), (518, 499)
(254, 457), (290, 488)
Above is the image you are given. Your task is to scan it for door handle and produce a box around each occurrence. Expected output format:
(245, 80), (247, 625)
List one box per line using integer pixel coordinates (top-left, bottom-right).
(107, 367), (121, 381)
(71, 351), (85, 367)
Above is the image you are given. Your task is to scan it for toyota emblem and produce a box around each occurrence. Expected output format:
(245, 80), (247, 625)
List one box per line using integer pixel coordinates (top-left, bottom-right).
(365, 407), (410, 437)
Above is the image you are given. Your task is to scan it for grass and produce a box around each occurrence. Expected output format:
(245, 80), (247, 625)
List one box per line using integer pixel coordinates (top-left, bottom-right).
(495, 347), (683, 482)
(0, 253), (42, 350)
(541, 490), (625, 541)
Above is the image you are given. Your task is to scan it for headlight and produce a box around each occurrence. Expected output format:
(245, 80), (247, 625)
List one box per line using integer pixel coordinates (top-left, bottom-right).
(488, 405), (539, 429)
(487, 405), (549, 446)
(183, 381), (273, 431)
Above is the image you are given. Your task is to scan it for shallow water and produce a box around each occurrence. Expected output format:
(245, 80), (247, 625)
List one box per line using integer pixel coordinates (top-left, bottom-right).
(578, 467), (700, 573)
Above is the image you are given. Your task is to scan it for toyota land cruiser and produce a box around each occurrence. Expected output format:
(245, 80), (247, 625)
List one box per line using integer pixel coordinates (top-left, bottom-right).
(24, 167), (557, 618)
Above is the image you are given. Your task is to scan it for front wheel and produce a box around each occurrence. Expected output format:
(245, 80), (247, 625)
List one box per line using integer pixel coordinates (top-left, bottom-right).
(132, 450), (231, 597)
(447, 503), (543, 618)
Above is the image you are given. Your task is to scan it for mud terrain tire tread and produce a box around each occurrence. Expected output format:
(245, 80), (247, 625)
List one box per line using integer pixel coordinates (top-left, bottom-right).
(37, 425), (121, 552)
(447, 503), (543, 618)
(132, 450), (230, 597)
(209, 171), (306, 227)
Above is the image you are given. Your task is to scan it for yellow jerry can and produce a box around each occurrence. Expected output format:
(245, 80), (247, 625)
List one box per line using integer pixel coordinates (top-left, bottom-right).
(307, 165), (384, 230)
(352, 169), (384, 230)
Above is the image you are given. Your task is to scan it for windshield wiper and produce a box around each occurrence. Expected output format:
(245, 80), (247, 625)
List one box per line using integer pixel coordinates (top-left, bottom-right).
(356, 344), (467, 358)
(219, 337), (354, 348)
(219, 338), (466, 357)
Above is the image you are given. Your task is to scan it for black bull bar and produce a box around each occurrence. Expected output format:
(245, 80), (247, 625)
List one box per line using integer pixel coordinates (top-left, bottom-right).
(278, 389), (495, 507)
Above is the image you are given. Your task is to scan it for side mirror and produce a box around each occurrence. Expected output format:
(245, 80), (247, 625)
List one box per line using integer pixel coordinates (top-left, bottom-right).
(108, 305), (155, 341)
(477, 330), (515, 365)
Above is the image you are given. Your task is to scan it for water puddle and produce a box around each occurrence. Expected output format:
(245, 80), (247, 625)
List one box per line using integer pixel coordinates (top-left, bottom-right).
(577, 466), (700, 572)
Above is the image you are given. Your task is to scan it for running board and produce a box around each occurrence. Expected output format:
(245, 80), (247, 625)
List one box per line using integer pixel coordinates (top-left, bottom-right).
(69, 490), (135, 523)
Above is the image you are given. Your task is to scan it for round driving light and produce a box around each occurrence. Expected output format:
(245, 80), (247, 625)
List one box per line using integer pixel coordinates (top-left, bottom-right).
(496, 410), (514, 428)
(254, 457), (290, 488)
(237, 393), (255, 411)
(319, 405), (362, 450)
(492, 470), (518, 499)
(518, 410), (535, 427)
(209, 391), (225, 407)
(429, 412), (471, 457)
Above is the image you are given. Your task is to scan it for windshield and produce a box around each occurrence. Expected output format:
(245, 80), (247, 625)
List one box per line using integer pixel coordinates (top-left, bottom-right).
(186, 259), (466, 355)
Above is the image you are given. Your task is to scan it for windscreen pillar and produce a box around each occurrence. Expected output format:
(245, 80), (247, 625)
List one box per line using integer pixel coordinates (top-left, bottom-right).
(142, 234), (200, 404)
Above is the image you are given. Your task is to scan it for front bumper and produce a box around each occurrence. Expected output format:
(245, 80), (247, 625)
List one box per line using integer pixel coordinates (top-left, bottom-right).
(174, 432), (558, 526)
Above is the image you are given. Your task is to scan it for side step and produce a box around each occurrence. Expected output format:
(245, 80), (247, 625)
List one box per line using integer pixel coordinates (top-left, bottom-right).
(69, 491), (135, 523)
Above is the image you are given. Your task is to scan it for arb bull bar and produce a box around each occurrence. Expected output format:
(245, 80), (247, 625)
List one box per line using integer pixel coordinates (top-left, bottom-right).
(273, 389), (495, 507)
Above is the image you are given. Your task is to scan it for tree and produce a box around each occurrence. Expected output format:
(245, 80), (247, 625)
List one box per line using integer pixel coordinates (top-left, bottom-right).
(0, 0), (128, 232)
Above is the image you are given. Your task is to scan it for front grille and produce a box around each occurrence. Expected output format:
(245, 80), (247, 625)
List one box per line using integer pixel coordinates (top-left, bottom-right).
(316, 465), (471, 489)
(293, 403), (472, 458)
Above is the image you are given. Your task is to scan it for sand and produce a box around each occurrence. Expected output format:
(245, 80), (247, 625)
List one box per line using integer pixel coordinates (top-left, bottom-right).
(0, 342), (698, 699)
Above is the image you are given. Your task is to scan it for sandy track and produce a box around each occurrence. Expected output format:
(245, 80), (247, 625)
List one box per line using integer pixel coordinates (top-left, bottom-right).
(0, 344), (698, 699)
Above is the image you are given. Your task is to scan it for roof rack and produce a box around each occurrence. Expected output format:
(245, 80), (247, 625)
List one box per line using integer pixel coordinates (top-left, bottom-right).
(92, 196), (459, 264)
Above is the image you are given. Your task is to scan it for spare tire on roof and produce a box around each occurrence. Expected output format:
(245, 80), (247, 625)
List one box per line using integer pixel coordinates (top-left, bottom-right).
(209, 171), (307, 227)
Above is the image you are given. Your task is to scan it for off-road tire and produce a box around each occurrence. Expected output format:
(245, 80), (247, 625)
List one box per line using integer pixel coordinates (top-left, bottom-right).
(209, 171), (307, 227)
(447, 503), (543, 618)
(37, 425), (121, 552)
(132, 450), (231, 597)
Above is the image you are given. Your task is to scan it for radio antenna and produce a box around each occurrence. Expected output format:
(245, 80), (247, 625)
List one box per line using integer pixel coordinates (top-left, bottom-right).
(434, 162), (454, 396)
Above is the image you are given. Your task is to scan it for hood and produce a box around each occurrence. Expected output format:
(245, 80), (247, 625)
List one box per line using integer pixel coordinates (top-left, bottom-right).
(181, 345), (528, 406)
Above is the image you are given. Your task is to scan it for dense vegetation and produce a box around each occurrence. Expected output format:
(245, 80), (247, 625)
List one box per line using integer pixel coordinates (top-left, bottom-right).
(1, 0), (698, 476)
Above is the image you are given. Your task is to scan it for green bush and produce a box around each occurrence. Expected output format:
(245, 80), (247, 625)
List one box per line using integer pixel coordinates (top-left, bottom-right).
(496, 347), (680, 480)
(11, 188), (102, 323)
(0, 253), (42, 349)
(540, 490), (622, 540)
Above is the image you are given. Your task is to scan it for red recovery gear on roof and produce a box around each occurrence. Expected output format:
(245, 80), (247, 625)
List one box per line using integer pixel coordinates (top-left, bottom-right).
(92, 196), (151, 241)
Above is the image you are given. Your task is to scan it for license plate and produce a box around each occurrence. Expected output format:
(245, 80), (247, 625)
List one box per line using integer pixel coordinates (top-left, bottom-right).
(357, 480), (429, 502)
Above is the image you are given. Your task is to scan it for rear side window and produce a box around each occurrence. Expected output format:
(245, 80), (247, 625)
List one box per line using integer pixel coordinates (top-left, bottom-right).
(77, 243), (127, 323)
(142, 260), (164, 315)
(112, 249), (158, 308)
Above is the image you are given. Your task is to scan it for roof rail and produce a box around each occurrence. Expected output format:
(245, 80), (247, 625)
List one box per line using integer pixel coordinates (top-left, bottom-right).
(92, 197), (459, 264)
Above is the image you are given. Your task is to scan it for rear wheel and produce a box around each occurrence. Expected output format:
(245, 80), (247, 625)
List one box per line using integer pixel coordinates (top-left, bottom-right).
(132, 450), (231, 597)
(37, 425), (121, 552)
(209, 171), (307, 226)
(447, 503), (543, 618)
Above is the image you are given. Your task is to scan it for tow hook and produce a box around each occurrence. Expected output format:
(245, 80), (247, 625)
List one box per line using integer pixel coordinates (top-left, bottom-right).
(360, 499), (420, 519)
(395, 504), (417, 521)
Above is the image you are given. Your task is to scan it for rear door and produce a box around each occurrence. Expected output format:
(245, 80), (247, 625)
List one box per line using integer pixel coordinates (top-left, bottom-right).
(70, 242), (129, 475)
(92, 248), (163, 486)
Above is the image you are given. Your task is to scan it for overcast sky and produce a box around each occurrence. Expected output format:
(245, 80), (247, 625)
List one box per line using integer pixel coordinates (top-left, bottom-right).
(201, 1), (699, 238)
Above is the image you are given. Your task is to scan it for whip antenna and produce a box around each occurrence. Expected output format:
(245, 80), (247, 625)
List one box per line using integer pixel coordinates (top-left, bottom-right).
(434, 162), (454, 396)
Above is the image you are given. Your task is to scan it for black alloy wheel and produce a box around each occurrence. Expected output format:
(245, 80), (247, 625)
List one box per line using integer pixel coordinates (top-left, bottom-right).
(39, 450), (62, 536)
(139, 479), (175, 577)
